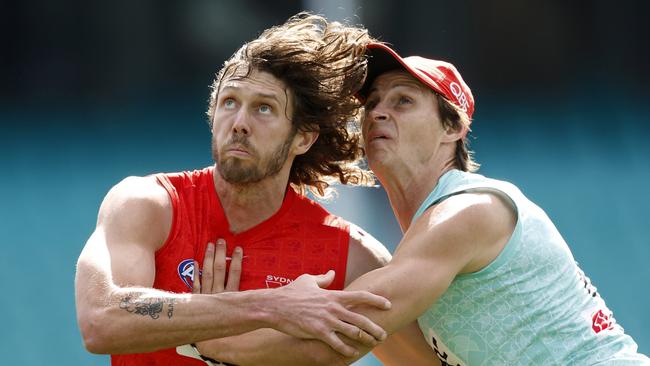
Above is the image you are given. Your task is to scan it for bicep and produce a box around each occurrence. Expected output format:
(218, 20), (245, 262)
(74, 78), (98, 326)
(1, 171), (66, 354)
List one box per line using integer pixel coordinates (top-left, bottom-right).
(344, 209), (474, 334)
(78, 227), (157, 289)
(343, 193), (515, 354)
(75, 177), (171, 297)
(358, 192), (516, 323)
(344, 249), (456, 337)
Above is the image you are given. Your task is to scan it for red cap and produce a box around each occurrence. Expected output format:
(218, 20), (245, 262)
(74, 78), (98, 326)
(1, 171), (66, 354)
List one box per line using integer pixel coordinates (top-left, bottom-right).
(359, 43), (475, 119)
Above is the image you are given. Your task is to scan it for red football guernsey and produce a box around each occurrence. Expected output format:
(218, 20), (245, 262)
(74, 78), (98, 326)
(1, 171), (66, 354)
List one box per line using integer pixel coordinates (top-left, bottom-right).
(111, 166), (351, 365)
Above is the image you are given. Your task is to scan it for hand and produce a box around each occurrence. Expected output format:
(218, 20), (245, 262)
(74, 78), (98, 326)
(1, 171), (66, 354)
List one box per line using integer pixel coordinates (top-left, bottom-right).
(267, 270), (391, 358)
(192, 239), (243, 295)
(194, 239), (243, 358)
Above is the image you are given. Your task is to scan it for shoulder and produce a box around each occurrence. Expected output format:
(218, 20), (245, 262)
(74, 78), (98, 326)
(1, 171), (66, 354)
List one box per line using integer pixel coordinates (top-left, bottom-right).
(427, 191), (514, 233)
(100, 176), (170, 218)
(97, 176), (172, 249)
(344, 223), (392, 286)
(403, 191), (516, 274)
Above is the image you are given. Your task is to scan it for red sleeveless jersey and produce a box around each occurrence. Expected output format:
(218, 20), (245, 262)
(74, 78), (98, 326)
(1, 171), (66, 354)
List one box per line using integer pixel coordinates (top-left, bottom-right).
(111, 166), (351, 365)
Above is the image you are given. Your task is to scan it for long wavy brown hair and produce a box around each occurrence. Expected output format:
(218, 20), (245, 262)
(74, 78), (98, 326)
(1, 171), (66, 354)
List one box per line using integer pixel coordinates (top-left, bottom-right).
(207, 12), (375, 199)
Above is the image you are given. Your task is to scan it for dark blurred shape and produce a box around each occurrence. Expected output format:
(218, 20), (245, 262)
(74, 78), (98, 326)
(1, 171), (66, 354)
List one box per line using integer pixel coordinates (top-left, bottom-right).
(360, 0), (649, 96)
(1, 0), (303, 107)
(3, 0), (649, 110)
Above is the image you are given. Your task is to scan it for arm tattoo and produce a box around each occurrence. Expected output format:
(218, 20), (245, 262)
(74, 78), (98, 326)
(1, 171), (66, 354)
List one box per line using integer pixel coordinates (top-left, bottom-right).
(119, 296), (175, 320)
(167, 298), (175, 319)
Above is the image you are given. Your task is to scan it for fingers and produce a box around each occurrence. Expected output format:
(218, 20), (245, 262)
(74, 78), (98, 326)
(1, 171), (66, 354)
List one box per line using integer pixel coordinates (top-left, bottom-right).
(226, 246), (243, 291)
(201, 239), (243, 294)
(322, 330), (359, 358)
(334, 321), (379, 348)
(202, 242), (215, 293)
(192, 260), (201, 294)
(341, 290), (391, 310)
(213, 239), (227, 293)
(314, 270), (335, 288)
(338, 309), (387, 343)
(356, 329), (377, 347)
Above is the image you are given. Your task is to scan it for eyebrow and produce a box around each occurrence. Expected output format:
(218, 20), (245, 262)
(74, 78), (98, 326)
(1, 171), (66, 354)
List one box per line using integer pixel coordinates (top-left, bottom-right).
(367, 81), (425, 99)
(220, 85), (283, 104)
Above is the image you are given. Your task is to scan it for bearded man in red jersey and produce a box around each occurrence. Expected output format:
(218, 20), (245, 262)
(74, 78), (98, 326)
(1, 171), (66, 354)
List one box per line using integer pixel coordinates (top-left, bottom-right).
(75, 13), (402, 366)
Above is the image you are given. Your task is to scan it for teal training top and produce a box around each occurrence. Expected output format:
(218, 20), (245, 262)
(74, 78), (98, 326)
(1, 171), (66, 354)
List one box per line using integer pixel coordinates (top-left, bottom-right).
(413, 170), (649, 365)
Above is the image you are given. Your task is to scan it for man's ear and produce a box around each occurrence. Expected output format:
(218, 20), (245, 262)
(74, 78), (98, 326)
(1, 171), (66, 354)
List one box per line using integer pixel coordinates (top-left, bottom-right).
(292, 130), (319, 156)
(441, 123), (468, 143)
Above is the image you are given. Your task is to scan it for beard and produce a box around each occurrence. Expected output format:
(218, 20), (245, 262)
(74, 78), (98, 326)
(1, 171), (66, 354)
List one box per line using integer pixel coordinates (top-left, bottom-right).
(212, 131), (295, 184)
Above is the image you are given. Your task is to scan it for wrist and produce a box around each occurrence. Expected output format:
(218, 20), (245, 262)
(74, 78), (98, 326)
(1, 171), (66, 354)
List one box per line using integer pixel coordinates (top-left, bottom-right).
(240, 289), (274, 329)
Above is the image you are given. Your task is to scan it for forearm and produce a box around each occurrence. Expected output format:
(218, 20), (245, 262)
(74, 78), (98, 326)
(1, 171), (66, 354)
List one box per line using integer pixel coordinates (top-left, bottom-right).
(196, 262), (437, 365)
(77, 280), (271, 354)
(197, 329), (349, 366)
(372, 321), (441, 366)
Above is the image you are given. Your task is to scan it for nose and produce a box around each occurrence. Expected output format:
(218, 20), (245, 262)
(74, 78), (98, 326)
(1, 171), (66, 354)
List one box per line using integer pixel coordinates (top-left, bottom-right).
(368, 104), (388, 122)
(363, 106), (387, 134)
(232, 109), (250, 135)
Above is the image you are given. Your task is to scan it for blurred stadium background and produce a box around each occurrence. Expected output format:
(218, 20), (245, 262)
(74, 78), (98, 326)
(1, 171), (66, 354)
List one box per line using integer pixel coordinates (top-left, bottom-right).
(1, 0), (648, 364)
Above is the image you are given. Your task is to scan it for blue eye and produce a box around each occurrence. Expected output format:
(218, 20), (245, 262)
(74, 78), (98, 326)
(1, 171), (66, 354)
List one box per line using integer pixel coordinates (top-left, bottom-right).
(223, 99), (236, 109)
(398, 96), (412, 105)
(259, 104), (272, 114)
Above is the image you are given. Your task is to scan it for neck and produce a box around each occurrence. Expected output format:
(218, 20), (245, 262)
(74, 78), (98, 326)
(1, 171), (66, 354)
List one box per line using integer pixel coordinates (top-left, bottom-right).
(376, 158), (456, 233)
(212, 164), (290, 234)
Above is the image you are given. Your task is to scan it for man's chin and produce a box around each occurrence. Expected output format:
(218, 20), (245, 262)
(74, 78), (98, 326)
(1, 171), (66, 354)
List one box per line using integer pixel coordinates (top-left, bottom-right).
(217, 164), (260, 184)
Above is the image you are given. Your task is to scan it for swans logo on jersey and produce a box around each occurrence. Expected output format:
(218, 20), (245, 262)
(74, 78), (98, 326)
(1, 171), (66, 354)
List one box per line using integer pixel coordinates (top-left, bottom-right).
(592, 309), (615, 334)
(178, 259), (195, 290)
(265, 274), (294, 288)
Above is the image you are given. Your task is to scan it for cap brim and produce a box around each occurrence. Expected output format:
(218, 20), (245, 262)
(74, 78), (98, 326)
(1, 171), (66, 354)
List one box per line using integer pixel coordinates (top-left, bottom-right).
(359, 44), (404, 101)
(361, 43), (439, 102)
(359, 43), (474, 119)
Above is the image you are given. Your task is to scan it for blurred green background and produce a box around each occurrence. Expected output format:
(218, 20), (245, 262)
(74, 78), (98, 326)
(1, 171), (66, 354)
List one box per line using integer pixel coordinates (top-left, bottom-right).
(1, 1), (648, 364)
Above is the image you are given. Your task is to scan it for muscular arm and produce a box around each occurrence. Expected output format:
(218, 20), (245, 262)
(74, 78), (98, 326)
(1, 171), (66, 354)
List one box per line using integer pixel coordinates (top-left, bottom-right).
(196, 192), (514, 365)
(347, 226), (441, 365)
(75, 177), (390, 356)
(75, 177), (276, 354)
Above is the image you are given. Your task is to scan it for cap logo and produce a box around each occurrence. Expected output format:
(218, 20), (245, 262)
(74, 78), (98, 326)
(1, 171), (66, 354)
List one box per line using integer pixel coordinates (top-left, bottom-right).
(450, 81), (469, 112)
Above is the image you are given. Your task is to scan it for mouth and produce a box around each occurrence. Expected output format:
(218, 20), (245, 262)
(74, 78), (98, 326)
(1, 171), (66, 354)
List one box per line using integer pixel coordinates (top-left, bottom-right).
(366, 131), (390, 143)
(224, 144), (251, 157)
